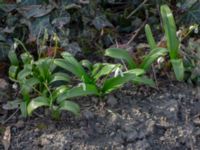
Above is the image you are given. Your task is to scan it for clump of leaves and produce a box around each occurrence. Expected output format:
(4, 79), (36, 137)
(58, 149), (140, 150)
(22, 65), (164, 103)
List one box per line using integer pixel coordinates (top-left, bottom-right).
(8, 47), (79, 118)
(144, 5), (184, 81)
(54, 51), (148, 103)
(105, 47), (165, 86)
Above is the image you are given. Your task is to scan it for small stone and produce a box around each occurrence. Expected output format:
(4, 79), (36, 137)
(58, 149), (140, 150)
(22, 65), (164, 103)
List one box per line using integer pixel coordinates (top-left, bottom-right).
(107, 95), (118, 107)
(40, 138), (50, 145)
(126, 130), (138, 142)
(126, 143), (135, 150)
(193, 115), (200, 126)
(82, 110), (94, 120)
(0, 79), (9, 90)
(91, 97), (98, 104)
(135, 139), (150, 150)
(15, 120), (24, 129)
(146, 119), (155, 135)
(110, 132), (115, 137)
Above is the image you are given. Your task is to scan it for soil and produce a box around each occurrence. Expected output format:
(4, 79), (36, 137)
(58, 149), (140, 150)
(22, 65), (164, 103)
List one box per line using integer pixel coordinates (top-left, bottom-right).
(0, 81), (200, 150)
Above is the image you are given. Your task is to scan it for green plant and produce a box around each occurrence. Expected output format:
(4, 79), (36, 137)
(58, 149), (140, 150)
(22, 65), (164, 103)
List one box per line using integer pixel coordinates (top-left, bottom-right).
(105, 47), (166, 86)
(8, 50), (79, 118)
(144, 5), (184, 81)
(161, 5), (184, 81)
(54, 52), (147, 102)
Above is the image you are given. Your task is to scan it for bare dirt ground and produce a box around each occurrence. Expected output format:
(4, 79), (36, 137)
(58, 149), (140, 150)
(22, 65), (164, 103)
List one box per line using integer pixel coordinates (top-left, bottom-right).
(0, 81), (200, 150)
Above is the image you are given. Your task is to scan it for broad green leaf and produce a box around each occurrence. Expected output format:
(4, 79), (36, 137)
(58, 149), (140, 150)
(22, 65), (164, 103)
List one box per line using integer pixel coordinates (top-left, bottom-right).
(8, 50), (19, 66)
(145, 24), (157, 50)
(59, 100), (80, 116)
(52, 85), (69, 99)
(171, 59), (184, 81)
(27, 96), (49, 115)
(105, 48), (137, 69)
(61, 52), (91, 82)
(35, 58), (53, 82)
(57, 84), (98, 103)
(102, 69), (145, 94)
(93, 63), (120, 81)
(132, 76), (155, 87)
(140, 48), (168, 70)
(54, 56), (91, 83)
(9, 65), (18, 79)
(161, 5), (179, 59)
(81, 59), (92, 71)
(21, 77), (40, 93)
(91, 63), (102, 77)
(20, 52), (33, 64)
(126, 68), (145, 76)
(50, 72), (70, 83)
(17, 65), (32, 81)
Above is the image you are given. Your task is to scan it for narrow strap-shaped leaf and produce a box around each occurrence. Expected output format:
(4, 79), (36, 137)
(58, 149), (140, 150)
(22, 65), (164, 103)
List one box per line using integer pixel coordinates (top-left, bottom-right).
(61, 52), (91, 83)
(140, 48), (167, 70)
(8, 50), (19, 66)
(171, 59), (184, 81)
(54, 58), (91, 83)
(20, 101), (28, 118)
(50, 72), (70, 83)
(35, 58), (53, 82)
(20, 52), (33, 64)
(27, 96), (49, 116)
(132, 75), (155, 87)
(57, 84), (98, 103)
(91, 63), (102, 77)
(93, 63), (119, 81)
(21, 77), (40, 93)
(105, 48), (137, 69)
(59, 100), (80, 116)
(145, 24), (157, 50)
(52, 85), (69, 100)
(17, 64), (32, 81)
(9, 66), (18, 79)
(161, 5), (179, 59)
(81, 59), (92, 71)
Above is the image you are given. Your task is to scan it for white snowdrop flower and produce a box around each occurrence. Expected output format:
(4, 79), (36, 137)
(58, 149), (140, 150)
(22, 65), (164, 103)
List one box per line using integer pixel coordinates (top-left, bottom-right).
(189, 25), (195, 31)
(114, 67), (124, 77)
(157, 57), (165, 65)
(13, 42), (18, 50)
(12, 83), (18, 90)
(194, 27), (199, 34)
(78, 83), (86, 91)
